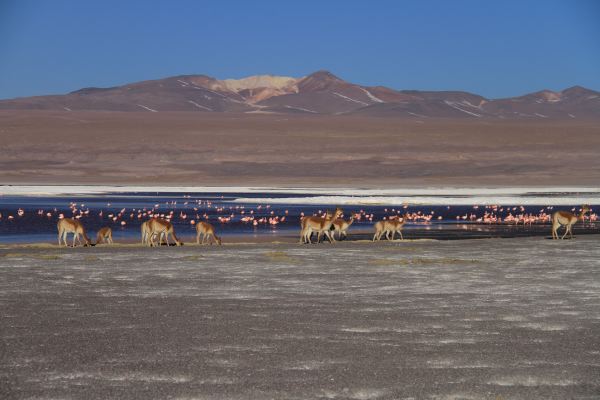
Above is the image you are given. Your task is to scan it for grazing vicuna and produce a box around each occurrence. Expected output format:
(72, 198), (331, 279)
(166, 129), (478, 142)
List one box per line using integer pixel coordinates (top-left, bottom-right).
(146, 218), (183, 246)
(196, 221), (222, 245)
(57, 218), (92, 247)
(96, 227), (113, 244)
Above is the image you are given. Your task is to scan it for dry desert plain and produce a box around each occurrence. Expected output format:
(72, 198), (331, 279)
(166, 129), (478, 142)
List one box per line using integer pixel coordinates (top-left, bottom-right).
(1, 111), (600, 187)
(2, 111), (600, 399)
(1, 237), (600, 399)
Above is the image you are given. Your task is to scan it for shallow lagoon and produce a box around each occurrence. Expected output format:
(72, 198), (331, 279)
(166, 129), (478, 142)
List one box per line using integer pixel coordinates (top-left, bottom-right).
(0, 189), (598, 243)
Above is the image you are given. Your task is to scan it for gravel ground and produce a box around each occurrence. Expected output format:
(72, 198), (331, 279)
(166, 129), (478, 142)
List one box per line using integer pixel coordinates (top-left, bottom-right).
(1, 237), (600, 399)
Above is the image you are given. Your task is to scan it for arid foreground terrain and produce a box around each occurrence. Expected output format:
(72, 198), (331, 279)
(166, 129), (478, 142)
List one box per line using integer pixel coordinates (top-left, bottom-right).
(1, 237), (599, 399)
(1, 111), (600, 187)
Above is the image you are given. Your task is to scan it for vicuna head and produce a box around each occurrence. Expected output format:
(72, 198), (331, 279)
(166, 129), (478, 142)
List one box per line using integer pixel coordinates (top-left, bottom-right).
(580, 205), (591, 219)
(334, 207), (343, 218)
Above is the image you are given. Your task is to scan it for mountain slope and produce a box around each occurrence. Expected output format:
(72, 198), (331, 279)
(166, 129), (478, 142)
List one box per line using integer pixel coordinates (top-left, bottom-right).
(0, 71), (598, 119)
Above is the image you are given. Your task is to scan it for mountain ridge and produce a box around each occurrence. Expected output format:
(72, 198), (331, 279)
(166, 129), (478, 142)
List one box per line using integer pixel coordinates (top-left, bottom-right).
(1, 70), (598, 119)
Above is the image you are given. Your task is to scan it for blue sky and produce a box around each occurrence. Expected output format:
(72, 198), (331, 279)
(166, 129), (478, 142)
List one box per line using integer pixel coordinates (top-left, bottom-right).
(1, 0), (599, 99)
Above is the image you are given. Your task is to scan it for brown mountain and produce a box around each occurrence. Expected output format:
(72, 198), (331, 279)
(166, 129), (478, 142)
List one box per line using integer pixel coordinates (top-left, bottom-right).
(0, 71), (598, 119)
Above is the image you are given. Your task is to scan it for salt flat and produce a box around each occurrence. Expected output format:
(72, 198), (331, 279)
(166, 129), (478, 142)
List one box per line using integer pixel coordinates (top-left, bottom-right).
(1, 237), (599, 399)
(3, 185), (600, 206)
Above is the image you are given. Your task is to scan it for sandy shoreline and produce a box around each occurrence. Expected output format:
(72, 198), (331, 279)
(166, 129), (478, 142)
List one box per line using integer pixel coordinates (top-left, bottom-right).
(0, 237), (438, 249)
(3, 224), (599, 247)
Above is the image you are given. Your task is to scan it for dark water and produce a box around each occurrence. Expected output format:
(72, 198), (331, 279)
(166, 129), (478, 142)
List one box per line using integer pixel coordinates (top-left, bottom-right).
(0, 192), (598, 243)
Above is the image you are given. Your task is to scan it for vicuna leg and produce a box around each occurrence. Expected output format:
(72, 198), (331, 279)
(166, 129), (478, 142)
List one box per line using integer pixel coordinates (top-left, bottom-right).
(552, 223), (559, 239)
(561, 225), (569, 240)
(324, 231), (334, 243)
(569, 224), (574, 239)
(302, 229), (309, 244)
(329, 231), (336, 243)
(306, 229), (313, 244)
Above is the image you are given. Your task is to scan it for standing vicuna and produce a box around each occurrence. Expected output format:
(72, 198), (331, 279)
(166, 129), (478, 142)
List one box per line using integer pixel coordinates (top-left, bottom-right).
(96, 227), (113, 244)
(387, 215), (408, 240)
(196, 221), (222, 245)
(140, 220), (160, 245)
(146, 218), (183, 246)
(331, 215), (354, 240)
(57, 218), (92, 247)
(551, 205), (590, 240)
(141, 221), (150, 245)
(372, 215), (407, 241)
(299, 207), (343, 244)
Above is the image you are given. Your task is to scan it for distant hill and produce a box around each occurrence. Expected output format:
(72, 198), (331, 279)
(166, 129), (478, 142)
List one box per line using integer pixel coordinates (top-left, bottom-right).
(1, 70), (599, 119)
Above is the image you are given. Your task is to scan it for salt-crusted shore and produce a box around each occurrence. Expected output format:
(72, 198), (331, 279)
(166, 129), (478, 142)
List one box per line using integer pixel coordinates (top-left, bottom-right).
(2, 185), (600, 206)
(1, 236), (599, 399)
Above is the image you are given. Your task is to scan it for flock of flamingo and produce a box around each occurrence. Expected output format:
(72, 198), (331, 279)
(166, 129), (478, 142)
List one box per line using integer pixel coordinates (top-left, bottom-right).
(0, 199), (596, 247)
